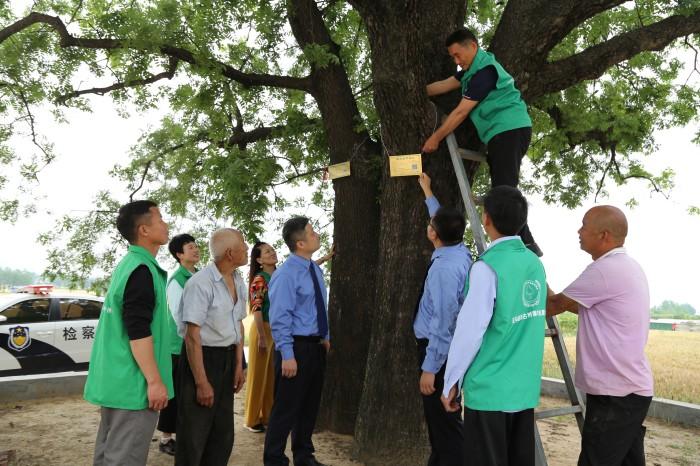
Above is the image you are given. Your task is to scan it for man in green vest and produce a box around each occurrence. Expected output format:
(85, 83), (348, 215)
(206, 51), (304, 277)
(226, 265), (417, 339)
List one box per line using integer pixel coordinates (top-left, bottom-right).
(84, 200), (174, 466)
(422, 28), (541, 256)
(156, 233), (200, 456)
(441, 186), (546, 466)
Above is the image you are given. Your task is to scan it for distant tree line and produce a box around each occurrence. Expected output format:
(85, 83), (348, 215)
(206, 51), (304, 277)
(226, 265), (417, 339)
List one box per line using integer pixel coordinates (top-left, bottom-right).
(0, 266), (80, 290)
(0, 267), (36, 287)
(553, 300), (698, 336)
(651, 300), (699, 320)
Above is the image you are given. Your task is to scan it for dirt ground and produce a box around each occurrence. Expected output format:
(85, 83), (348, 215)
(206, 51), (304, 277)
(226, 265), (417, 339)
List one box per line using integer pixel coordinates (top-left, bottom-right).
(0, 394), (698, 466)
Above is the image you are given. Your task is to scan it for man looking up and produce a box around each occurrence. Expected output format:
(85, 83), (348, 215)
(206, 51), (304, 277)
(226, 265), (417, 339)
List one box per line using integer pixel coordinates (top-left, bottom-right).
(264, 217), (330, 466)
(547, 206), (653, 466)
(442, 186), (546, 466)
(176, 228), (247, 466)
(156, 233), (200, 456)
(414, 173), (471, 466)
(422, 28), (540, 256)
(84, 200), (173, 466)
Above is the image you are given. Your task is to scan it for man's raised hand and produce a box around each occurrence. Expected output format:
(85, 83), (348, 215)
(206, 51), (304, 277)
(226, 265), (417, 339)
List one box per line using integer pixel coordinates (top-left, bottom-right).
(418, 173), (433, 198)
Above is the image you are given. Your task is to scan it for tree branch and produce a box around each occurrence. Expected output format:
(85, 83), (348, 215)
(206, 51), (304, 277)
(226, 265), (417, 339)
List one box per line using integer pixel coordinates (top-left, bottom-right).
(493, 0), (627, 68)
(287, 0), (377, 166)
(271, 167), (325, 187)
(56, 56), (179, 104)
(1, 12), (312, 92)
(129, 142), (187, 201)
(129, 158), (155, 202)
(594, 143), (616, 202)
(684, 36), (700, 84)
(223, 115), (320, 150)
(533, 9), (700, 98)
(226, 124), (285, 150)
(594, 144), (669, 201)
(8, 85), (53, 168)
(544, 105), (612, 149)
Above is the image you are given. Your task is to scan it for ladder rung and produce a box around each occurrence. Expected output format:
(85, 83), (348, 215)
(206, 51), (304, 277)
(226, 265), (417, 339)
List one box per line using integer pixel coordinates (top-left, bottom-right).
(457, 148), (487, 163)
(545, 328), (558, 337)
(535, 405), (582, 420)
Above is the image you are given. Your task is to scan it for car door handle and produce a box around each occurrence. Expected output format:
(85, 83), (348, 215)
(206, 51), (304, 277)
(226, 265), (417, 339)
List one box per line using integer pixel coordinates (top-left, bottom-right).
(36, 331), (53, 336)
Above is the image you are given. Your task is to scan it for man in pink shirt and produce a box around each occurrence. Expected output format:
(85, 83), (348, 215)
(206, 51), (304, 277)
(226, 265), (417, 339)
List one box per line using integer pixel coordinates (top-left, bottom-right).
(547, 205), (653, 466)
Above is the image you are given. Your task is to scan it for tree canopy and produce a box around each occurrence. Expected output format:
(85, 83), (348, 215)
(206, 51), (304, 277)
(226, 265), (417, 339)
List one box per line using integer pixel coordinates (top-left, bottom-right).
(1, 3), (698, 286)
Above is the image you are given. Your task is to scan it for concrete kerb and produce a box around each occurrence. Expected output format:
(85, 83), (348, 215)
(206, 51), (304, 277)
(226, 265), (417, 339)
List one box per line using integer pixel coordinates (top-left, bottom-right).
(0, 372), (87, 403)
(2, 374), (700, 429)
(540, 376), (700, 428)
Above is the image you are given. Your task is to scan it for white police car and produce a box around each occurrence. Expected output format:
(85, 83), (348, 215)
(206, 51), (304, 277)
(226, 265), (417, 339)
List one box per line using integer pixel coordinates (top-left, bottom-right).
(0, 290), (103, 376)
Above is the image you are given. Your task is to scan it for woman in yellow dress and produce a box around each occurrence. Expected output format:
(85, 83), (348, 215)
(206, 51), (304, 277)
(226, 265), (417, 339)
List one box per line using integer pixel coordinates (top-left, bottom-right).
(244, 241), (278, 432)
(244, 241), (335, 432)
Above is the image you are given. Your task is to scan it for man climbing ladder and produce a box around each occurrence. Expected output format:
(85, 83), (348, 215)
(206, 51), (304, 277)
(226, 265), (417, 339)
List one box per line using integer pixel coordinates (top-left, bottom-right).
(422, 28), (541, 256)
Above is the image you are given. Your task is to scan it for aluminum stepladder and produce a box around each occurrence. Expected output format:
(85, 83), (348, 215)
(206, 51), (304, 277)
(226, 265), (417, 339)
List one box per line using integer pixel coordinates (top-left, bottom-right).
(444, 132), (586, 466)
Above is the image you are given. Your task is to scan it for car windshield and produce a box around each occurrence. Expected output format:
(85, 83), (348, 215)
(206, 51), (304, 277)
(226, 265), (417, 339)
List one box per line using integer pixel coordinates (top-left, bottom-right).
(0, 294), (28, 309)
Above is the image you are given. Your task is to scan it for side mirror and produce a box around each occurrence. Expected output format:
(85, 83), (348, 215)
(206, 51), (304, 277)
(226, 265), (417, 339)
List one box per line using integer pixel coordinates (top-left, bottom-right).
(0, 315), (7, 323)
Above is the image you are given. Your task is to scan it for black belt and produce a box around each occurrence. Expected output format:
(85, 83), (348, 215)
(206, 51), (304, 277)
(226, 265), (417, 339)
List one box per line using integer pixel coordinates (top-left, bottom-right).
(293, 335), (321, 343)
(202, 344), (236, 352)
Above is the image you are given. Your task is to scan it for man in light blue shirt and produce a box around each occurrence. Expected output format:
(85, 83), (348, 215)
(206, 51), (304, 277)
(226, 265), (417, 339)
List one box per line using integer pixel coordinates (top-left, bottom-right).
(414, 173), (471, 466)
(264, 217), (330, 466)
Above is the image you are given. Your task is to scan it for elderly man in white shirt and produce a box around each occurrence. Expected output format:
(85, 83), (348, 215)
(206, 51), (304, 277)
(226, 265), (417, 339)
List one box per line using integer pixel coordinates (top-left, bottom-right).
(175, 228), (248, 466)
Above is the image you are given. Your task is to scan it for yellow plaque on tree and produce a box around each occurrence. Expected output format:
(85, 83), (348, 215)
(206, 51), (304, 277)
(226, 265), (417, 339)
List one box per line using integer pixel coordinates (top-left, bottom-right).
(389, 154), (422, 177)
(328, 161), (351, 179)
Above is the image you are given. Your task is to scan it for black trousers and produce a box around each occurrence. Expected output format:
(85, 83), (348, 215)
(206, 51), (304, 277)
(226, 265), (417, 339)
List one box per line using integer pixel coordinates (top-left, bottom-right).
(463, 407), (535, 466)
(486, 127), (537, 249)
(263, 338), (326, 466)
(578, 393), (652, 466)
(416, 339), (464, 466)
(157, 353), (179, 434)
(176, 345), (236, 466)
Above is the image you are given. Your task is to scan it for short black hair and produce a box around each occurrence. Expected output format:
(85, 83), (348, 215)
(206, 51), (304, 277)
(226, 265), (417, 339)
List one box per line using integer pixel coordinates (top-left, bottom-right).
(445, 28), (478, 48)
(431, 206), (467, 245)
(282, 217), (309, 252)
(483, 186), (528, 236)
(116, 200), (158, 244)
(168, 233), (196, 263)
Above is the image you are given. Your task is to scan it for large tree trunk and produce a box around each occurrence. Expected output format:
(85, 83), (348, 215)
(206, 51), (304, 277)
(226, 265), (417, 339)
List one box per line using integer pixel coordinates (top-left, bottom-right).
(349, 2), (468, 464)
(285, 0), (382, 435)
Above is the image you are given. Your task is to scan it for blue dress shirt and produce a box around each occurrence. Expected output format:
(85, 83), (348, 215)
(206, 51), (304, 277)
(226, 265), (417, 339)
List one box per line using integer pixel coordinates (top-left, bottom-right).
(269, 253), (330, 360)
(414, 196), (472, 373)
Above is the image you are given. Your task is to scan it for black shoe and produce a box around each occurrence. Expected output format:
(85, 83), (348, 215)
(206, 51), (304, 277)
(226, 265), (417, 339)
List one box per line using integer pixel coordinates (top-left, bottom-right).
(159, 438), (176, 456)
(295, 458), (329, 466)
(245, 423), (265, 433)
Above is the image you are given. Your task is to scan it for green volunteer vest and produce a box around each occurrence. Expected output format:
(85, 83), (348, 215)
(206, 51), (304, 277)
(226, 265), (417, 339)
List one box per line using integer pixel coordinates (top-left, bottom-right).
(459, 48), (532, 143)
(166, 265), (194, 355)
(84, 245), (174, 410)
(462, 238), (546, 411)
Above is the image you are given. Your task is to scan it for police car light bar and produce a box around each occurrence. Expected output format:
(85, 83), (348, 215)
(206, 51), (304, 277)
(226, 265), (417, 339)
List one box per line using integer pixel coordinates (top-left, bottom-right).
(22, 284), (54, 295)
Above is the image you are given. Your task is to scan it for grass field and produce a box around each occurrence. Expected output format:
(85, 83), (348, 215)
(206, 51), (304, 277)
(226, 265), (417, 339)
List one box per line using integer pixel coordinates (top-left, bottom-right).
(543, 329), (700, 404)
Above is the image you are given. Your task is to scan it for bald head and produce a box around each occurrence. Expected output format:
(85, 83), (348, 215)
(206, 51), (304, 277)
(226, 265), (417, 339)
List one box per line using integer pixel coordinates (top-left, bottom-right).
(586, 205), (628, 243)
(579, 205), (628, 259)
(209, 228), (244, 262)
